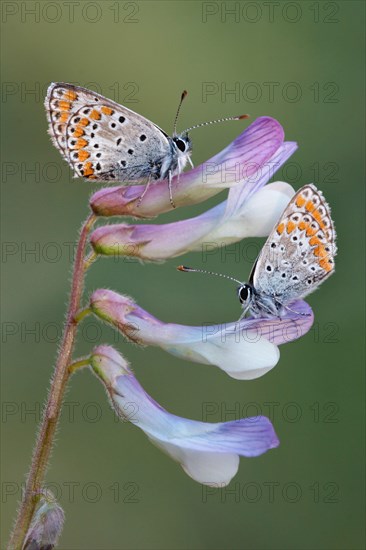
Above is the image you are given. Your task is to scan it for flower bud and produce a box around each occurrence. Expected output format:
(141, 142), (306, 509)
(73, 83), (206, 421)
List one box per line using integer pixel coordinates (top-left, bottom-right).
(23, 495), (64, 550)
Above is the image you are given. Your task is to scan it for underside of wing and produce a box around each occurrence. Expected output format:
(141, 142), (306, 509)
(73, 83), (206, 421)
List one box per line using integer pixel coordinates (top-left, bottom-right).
(45, 83), (171, 182)
(252, 184), (337, 303)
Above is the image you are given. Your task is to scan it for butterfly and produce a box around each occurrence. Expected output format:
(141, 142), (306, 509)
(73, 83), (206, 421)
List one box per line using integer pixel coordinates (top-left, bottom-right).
(45, 83), (247, 207)
(178, 184), (337, 318)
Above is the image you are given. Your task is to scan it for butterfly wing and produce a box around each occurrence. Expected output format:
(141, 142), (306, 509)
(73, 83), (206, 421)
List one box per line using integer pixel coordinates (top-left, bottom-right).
(250, 184), (336, 306)
(45, 83), (172, 182)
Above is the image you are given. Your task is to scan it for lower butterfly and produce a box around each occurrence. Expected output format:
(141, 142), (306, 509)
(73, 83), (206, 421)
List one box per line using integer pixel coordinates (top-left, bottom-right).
(44, 83), (247, 206)
(178, 184), (337, 318)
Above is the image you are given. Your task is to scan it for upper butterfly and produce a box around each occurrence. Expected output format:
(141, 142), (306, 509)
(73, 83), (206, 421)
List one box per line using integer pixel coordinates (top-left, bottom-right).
(178, 184), (337, 318)
(45, 83), (247, 206)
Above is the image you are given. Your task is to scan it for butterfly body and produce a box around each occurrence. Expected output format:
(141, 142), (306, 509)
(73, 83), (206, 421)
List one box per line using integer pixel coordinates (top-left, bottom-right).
(45, 83), (192, 184)
(238, 184), (337, 318)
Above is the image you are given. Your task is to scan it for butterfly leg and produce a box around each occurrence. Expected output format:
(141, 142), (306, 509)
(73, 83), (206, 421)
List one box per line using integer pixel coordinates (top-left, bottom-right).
(168, 171), (176, 209)
(136, 176), (152, 208)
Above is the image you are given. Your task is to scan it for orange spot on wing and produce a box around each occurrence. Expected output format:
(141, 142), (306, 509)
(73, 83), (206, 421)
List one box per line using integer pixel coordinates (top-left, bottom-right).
(314, 245), (327, 259)
(277, 223), (285, 235)
(312, 209), (326, 230)
(73, 127), (84, 138)
(90, 109), (101, 120)
(306, 200), (315, 213)
(295, 195), (306, 207)
(78, 150), (90, 161)
(79, 118), (90, 126)
(63, 90), (77, 101)
(59, 112), (69, 123)
(299, 221), (308, 232)
(101, 106), (114, 116)
(58, 101), (71, 111)
(306, 226), (317, 237)
(83, 162), (94, 177)
(319, 258), (332, 272)
(309, 236), (321, 247)
(75, 138), (88, 149)
(286, 221), (296, 234)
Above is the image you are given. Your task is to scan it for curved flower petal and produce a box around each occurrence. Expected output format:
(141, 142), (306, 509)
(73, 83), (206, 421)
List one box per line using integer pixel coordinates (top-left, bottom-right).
(90, 142), (297, 261)
(89, 290), (314, 380)
(89, 117), (284, 218)
(89, 345), (279, 486)
(90, 181), (294, 260)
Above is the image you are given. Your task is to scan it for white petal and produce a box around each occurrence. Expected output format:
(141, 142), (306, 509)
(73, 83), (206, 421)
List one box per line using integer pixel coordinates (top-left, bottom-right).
(237, 181), (295, 237)
(149, 437), (239, 487)
(165, 331), (280, 380)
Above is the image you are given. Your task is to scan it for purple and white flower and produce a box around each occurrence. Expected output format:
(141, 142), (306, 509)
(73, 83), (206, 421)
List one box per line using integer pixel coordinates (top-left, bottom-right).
(89, 345), (279, 485)
(89, 290), (313, 380)
(90, 143), (297, 261)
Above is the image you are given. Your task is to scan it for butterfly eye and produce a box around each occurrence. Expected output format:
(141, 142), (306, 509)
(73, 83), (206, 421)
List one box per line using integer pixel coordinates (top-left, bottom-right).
(174, 138), (186, 152)
(238, 284), (252, 304)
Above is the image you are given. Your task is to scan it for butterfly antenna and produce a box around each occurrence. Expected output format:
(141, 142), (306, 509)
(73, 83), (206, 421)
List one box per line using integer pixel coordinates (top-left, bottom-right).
(177, 265), (243, 286)
(173, 90), (188, 135)
(182, 113), (249, 134)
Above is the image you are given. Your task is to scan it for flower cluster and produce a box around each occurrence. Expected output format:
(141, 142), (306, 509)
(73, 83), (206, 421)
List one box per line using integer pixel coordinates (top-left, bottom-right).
(76, 116), (314, 485)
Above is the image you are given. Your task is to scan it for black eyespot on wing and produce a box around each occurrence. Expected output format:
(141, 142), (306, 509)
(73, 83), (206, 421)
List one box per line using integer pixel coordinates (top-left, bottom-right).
(140, 134), (146, 142)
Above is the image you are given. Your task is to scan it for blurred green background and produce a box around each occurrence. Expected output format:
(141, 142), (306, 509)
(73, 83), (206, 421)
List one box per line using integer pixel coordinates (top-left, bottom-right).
(1, 1), (365, 548)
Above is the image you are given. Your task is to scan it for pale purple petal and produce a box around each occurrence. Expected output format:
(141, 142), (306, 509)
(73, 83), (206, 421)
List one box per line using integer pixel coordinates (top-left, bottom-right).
(90, 204), (223, 260)
(224, 141), (298, 219)
(90, 345), (279, 485)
